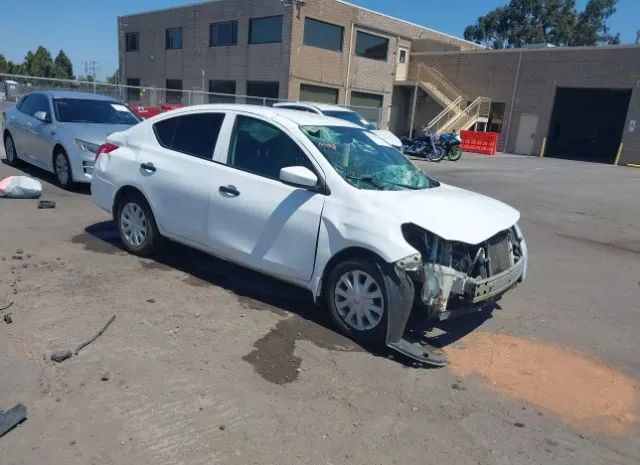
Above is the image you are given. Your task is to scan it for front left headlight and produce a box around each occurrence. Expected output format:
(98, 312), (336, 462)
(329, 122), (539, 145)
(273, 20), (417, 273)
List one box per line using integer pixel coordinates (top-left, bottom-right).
(75, 139), (100, 154)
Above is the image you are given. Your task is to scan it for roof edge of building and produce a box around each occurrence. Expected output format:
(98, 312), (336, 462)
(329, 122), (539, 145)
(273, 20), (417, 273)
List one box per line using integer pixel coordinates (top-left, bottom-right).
(411, 43), (640, 56)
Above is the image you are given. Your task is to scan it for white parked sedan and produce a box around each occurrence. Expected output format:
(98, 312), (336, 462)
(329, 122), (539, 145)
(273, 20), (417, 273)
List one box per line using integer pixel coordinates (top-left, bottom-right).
(91, 105), (527, 365)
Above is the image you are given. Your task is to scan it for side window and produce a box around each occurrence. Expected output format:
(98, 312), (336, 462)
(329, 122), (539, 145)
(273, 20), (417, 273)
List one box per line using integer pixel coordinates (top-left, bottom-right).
(153, 113), (225, 160)
(228, 116), (315, 180)
(19, 95), (36, 116)
(32, 95), (51, 116)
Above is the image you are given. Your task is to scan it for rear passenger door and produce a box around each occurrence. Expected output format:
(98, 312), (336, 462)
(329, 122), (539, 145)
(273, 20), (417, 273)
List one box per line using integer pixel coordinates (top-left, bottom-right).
(137, 112), (226, 245)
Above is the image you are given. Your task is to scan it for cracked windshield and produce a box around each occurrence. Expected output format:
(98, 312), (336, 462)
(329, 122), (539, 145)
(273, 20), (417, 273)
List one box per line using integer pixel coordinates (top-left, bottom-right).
(301, 126), (437, 191)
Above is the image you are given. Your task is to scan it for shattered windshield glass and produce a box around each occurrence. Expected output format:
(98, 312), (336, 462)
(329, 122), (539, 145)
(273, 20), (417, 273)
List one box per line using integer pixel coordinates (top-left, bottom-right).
(301, 125), (437, 191)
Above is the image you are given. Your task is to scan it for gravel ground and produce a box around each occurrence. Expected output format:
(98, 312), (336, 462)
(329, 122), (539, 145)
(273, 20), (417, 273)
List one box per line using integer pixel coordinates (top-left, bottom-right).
(1, 147), (639, 465)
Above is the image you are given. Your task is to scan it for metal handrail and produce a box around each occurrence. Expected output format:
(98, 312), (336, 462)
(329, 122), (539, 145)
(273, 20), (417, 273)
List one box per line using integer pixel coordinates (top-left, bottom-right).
(427, 95), (463, 131)
(438, 96), (492, 132)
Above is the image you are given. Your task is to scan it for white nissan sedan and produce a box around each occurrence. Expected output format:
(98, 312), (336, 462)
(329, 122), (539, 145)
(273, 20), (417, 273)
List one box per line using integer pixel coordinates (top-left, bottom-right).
(91, 105), (527, 365)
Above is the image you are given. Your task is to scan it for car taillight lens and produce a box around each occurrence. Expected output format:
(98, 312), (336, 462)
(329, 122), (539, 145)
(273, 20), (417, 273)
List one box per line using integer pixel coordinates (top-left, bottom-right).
(95, 143), (119, 160)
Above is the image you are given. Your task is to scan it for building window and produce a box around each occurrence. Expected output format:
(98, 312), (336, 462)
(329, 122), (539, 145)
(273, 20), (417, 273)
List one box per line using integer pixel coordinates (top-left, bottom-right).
(165, 27), (183, 49)
(125, 32), (139, 52)
(249, 16), (283, 44)
(303, 18), (343, 52)
(350, 91), (383, 123)
(300, 84), (339, 104)
(247, 81), (280, 104)
(165, 79), (183, 104)
(209, 80), (236, 103)
(210, 21), (238, 47)
(355, 31), (389, 61)
(399, 50), (407, 64)
(126, 78), (140, 102)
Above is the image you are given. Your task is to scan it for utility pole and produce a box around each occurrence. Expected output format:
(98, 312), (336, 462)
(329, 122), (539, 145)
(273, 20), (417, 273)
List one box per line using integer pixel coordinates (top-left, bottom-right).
(82, 61), (99, 92)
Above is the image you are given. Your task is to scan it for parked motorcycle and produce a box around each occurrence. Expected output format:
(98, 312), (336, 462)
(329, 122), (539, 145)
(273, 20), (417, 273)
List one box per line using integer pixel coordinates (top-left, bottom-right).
(401, 131), (445, 162)
(437, 131), (463, 161)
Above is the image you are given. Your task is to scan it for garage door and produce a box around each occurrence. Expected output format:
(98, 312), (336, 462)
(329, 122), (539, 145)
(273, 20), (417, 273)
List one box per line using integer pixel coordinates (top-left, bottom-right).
(546, 88), (632, 164)
(300, 84), (338, 104)
(350, 91), (383, 124)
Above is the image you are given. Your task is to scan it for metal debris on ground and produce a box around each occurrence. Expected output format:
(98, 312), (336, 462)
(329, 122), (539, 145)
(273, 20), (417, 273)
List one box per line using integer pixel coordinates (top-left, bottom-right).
(3, 314), (12, 324)
(50, 350), (73, 363)
(38, 200), (56, 209)
(0, 404), (27, 438)
(74, 315), (116, 355)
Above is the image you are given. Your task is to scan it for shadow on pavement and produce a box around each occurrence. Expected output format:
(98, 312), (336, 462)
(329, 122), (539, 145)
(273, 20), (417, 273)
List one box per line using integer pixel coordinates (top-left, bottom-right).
(83, 220), (495, 369)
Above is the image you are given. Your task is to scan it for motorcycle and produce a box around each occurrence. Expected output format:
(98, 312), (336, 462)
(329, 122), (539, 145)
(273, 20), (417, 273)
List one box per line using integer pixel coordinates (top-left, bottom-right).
(437, 131), (463, 161)
(401, 131), (445, 162)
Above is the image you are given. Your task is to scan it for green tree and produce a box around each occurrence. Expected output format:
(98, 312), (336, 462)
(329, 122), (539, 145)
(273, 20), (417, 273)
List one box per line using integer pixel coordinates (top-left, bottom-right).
(53, 50), (74, 79)
(24, 46), (55, 77)
(464, 0), (619, 48)
(0, 54), (7, 73)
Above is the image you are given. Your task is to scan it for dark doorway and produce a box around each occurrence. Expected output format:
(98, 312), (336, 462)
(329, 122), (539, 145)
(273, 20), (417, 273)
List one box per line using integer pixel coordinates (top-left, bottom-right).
(546, 88), (631, 164)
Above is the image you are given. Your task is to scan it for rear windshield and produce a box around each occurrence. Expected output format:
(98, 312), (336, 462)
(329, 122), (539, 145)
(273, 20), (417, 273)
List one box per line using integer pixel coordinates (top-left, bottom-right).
(53, 98), (140, 125)
(323, 110), (376, 130)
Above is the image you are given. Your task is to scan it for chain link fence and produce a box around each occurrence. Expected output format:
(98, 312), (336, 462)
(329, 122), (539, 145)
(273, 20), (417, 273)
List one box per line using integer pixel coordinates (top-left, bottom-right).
(0, 73), (383, 126)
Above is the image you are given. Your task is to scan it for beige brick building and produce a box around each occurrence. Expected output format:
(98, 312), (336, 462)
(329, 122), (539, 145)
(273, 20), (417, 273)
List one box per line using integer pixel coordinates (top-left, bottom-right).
(119, 0), (640, 165)
(118, 0), (480, 124)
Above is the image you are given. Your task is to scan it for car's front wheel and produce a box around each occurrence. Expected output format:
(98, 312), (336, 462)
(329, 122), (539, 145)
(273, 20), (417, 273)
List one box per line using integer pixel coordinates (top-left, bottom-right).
(53, 150), (74, 189)
(4, 133), (19, 166)
(116, 192), (162, 257)
(327, 258), (389, 345)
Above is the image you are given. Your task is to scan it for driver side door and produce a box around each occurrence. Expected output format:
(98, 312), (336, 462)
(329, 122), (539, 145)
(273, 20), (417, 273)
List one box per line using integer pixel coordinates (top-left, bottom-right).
(206, 114), (326, 282)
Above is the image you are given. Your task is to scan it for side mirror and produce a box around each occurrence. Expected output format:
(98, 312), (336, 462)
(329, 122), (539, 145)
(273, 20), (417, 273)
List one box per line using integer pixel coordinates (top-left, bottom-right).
(34, 111), (50, 123)
(280, 166), (318, 189)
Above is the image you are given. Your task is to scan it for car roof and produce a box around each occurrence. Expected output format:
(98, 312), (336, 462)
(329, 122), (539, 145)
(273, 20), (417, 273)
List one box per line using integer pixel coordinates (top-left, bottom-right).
(157, 104), (361, 129)
(276, 102), (356, 113)
(39, 90), (118, 101)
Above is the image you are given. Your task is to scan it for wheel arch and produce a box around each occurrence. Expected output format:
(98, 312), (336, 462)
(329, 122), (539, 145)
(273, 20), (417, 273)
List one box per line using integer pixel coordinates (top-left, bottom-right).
(317, 246), (388, 301)
(112, 185), (153, 222)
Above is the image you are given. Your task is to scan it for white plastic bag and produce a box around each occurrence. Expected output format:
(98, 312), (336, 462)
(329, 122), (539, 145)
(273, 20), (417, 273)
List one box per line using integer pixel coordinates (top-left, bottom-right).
(0, 176), (43, 198)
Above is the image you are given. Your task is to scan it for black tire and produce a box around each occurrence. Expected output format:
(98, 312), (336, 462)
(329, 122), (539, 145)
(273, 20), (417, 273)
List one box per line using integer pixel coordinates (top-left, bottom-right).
(3, 133), (19, 166)
(53, 149), (74, 189)
(427, 146), (446, 162)
(115, 192), (162, 257)
(326, 258), (390, 345)
(448, 146), (463, 161)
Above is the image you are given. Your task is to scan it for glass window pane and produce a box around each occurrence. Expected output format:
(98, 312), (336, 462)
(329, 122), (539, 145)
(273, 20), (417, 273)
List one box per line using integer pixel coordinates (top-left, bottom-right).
(165, 79), (183, 104)
(228, 116), (314, 179)
(157, 113), (225, 159)
(166, 27), (183, 49)
(355, 31), (388, 61)
(210, 21), (237, 46)
(126, 33), (139, 52)
(300, 84), (338, 104)
(247, 81), (279, 99)
(303, 18), (343, 52)
(250, 16), (283, 44)
(209, 80), (236, 103)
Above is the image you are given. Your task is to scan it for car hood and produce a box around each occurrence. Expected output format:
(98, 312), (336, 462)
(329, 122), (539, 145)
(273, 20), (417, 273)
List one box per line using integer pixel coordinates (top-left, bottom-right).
(57, 123), (135, 144)
(362, 183), (520, 245)
(372, 129), (402, 148)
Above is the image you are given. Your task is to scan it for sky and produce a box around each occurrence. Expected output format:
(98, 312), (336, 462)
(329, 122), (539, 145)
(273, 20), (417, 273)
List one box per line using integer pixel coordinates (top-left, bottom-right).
(0, 0), (638, 80)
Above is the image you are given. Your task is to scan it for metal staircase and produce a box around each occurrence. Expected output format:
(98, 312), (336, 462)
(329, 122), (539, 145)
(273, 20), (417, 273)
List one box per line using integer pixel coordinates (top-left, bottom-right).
(398, 63), (491, 132)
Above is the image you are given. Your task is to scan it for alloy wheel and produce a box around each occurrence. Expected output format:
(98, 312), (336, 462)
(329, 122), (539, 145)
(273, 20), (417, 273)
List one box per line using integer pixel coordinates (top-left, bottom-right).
(120, 202), (149, 248)
(334, 270), (384, 331)
(55, 153), (70, 185)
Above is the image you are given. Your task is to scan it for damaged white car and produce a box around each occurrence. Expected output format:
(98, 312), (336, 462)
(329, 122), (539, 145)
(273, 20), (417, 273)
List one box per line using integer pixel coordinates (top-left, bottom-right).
(91, 105), (527, 365)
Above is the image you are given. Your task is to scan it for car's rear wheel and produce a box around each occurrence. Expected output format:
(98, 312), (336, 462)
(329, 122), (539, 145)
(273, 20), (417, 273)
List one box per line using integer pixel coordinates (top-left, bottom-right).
(116, 192), (162, 257)
(53, 150), (74, 189)
(4, 133), (19, 166)
(327, 258), (389, 345)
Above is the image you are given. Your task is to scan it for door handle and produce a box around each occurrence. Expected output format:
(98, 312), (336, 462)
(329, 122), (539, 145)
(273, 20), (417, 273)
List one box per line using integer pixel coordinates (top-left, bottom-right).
(219, 185), (240, 197)
(140, 162), (156, 172)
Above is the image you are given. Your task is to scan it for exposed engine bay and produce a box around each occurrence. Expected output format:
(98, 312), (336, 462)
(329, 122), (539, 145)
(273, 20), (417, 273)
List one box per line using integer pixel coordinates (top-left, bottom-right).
(401, 223), (527, 320)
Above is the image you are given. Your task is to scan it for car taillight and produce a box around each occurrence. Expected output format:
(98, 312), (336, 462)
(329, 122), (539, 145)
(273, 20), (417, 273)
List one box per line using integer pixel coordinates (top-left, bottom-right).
(95, 143), (119, 160)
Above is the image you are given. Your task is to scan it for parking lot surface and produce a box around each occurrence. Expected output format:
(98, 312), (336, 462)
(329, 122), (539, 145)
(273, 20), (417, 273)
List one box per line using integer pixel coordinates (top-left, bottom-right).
(1, 148), (639, 465)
